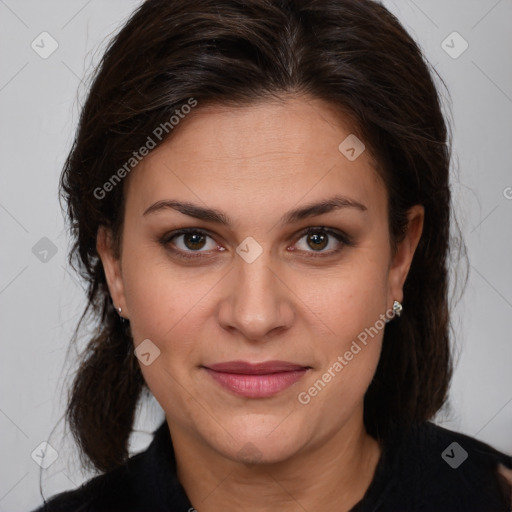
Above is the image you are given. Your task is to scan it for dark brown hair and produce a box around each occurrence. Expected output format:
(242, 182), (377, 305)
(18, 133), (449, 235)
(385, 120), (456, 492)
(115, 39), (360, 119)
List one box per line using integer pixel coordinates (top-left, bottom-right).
(61, 0), (454, 473)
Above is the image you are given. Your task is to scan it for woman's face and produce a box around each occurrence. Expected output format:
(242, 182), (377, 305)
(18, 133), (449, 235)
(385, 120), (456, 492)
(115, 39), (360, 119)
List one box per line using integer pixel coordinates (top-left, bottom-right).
(98, 96), (423, 464)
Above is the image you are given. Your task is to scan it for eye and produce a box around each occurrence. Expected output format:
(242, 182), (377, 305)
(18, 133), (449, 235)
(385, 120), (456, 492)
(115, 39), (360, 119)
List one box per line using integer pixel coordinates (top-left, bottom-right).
(160, 228), (222, 259)
(292, 227), (351, 257)
(159, 226), (352, 261)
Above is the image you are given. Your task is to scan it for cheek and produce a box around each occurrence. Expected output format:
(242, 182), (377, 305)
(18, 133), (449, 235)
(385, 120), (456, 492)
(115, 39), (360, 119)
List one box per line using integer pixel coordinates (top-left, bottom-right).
(121, 239), (213, 341)
(119, 240), (220, 404)
(292, 252), (388, 407)
(298, 251), (389, 343)
(120, 245), (204, 421)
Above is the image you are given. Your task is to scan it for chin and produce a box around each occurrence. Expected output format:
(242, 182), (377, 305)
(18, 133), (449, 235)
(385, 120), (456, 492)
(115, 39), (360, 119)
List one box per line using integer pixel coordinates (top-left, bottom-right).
(210, 415), (311, 466)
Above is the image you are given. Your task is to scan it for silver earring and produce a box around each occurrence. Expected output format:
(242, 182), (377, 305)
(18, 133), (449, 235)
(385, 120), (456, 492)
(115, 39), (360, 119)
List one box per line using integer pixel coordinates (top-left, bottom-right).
(385, 300), (403, 323)
(112, 301), (130, 330)
(113, 301), (122, 316)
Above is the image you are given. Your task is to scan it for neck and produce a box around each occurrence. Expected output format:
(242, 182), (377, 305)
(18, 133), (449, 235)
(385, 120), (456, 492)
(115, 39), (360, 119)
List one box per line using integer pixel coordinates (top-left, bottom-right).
(168, 410), (381, 512)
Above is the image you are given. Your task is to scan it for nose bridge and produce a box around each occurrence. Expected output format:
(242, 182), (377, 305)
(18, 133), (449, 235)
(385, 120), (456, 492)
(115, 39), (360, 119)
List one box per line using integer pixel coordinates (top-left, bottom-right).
(237, 252), (274, 301)
(220, 247), (293, 340)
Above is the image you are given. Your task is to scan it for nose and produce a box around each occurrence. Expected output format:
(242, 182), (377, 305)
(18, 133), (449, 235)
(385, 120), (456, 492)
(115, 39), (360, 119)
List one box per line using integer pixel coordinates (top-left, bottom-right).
(217, 250), (295, 342)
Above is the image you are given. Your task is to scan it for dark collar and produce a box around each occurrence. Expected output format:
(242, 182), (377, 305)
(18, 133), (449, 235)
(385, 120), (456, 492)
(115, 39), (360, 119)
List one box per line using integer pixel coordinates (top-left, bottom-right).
(138, 420), (193, 510)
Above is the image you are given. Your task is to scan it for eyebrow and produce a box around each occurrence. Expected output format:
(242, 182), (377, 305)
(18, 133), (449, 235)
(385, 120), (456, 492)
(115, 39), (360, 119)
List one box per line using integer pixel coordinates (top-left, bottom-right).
(142, 195), (367, 226)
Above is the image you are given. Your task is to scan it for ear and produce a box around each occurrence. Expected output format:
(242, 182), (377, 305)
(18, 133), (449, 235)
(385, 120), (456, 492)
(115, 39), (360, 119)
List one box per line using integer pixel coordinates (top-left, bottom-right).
(387, 205), (424, 307)
(96, 225), (129, 318)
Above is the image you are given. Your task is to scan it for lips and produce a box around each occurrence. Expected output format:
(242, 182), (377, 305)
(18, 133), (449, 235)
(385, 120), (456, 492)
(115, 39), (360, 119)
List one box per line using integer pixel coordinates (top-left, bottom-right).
(203, 360), (310, 398)
(206, 360), (308, 374)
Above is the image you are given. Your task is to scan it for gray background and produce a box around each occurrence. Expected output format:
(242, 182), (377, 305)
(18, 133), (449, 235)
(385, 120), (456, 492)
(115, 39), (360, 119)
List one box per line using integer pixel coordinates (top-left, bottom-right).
(1, 1), (511, 510)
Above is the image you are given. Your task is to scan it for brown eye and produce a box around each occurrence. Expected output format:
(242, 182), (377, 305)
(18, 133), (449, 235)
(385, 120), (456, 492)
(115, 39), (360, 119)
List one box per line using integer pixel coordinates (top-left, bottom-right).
(293, 227), (351, 258)
(306, 231), (329, 251)
(182, 232), (207, 251)
(161, 228), (219, 257)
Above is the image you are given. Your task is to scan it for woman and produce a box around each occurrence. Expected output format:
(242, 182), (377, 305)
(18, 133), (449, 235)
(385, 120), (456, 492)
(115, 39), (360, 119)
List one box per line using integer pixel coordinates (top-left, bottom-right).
(32, 0), (511, 510)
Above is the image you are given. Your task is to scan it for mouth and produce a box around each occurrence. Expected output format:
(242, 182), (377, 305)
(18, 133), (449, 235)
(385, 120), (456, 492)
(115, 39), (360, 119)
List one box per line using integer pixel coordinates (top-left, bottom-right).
(202, 361), (311, 398)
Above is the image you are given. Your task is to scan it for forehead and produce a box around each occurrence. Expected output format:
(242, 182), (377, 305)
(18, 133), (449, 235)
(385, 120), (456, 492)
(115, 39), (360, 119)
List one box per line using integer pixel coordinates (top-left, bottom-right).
(124, 96), (385, 221)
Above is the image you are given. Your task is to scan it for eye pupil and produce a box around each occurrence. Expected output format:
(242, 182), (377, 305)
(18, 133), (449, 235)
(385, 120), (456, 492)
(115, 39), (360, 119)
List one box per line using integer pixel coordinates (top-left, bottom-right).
(184, 233), (206, 250)
(308, 231), (328, 251)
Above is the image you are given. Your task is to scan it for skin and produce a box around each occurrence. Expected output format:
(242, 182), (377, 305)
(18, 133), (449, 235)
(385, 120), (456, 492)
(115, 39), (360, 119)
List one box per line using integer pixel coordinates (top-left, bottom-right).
(97, 96), (424, 511)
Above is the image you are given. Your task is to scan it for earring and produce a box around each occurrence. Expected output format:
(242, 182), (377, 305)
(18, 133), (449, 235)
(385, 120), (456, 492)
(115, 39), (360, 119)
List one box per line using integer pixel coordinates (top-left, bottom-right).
(112, 301), (123, 317)
(385, 300), (403, 323)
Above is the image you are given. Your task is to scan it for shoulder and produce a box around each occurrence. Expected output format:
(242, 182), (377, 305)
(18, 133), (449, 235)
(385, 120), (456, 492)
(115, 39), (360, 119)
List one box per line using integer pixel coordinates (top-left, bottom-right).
(29, 421), (192, 512)
(362, 421), (512, 512)
(30, 449), (150, 512)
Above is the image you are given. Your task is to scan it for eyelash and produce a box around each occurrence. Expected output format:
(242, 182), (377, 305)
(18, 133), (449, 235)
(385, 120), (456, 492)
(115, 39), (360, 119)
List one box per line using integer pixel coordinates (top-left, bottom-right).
(159, 226), (353, 261)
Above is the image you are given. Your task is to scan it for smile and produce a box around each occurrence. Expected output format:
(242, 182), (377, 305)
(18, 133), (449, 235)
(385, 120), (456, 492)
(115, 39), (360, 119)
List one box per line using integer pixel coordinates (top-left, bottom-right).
(202, 361), (310, 398)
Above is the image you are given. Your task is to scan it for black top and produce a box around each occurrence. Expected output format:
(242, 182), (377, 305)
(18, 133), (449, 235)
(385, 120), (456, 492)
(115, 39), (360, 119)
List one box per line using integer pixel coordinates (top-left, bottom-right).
(31, 421), (512, 512)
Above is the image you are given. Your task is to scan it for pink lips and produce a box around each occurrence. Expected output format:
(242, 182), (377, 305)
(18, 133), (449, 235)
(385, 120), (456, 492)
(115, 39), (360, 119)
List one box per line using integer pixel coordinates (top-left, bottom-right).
(203, 361), (309, 398)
